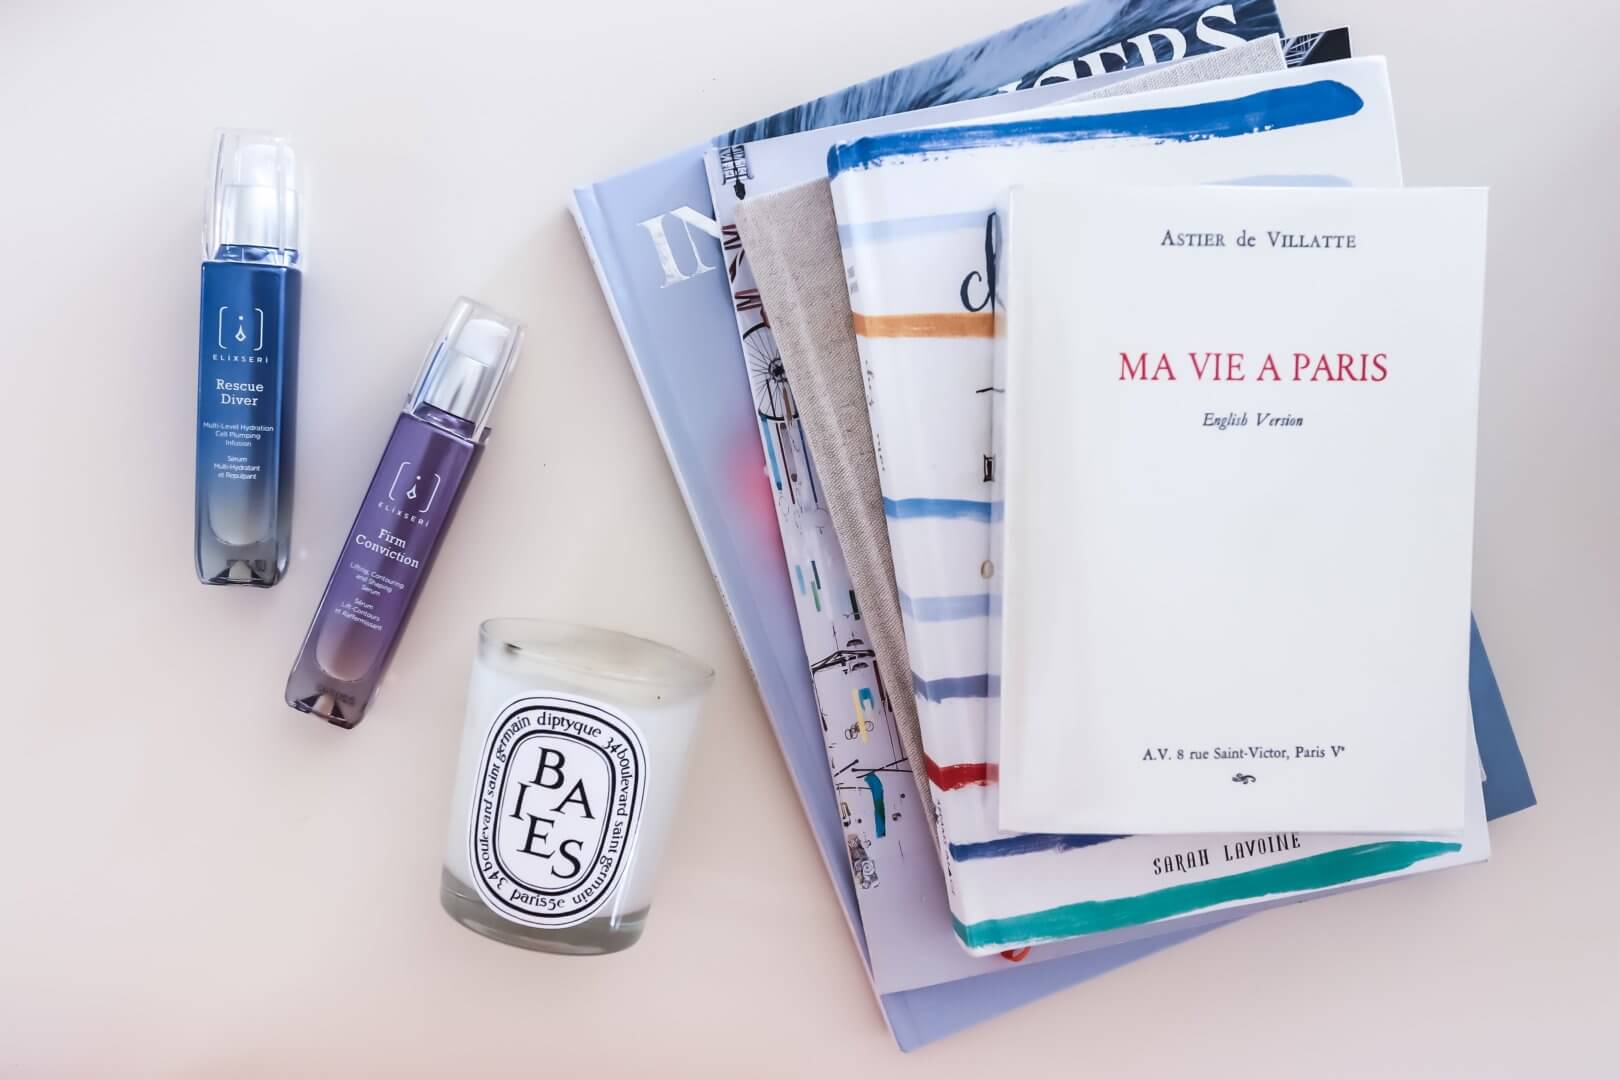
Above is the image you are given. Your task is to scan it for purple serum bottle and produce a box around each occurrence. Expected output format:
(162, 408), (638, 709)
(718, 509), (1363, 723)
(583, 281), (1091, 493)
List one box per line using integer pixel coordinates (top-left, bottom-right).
(286, 299), (523, 728)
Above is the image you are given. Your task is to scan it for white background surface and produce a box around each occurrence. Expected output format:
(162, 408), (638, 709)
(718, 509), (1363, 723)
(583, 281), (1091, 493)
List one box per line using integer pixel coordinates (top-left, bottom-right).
(1, 1), (1613, 1074)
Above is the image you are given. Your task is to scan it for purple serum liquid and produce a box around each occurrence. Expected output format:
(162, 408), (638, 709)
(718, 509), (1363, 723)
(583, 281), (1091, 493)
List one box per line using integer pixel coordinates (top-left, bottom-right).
(286, 299), (523, 728)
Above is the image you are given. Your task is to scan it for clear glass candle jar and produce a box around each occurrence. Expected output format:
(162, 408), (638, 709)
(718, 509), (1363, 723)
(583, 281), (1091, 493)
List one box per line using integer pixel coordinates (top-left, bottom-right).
(440, 619), (714, 955)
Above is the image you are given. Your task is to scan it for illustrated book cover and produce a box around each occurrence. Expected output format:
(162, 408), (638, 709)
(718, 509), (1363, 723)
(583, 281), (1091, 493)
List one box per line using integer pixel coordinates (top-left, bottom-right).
(829, 60), (1502, 951)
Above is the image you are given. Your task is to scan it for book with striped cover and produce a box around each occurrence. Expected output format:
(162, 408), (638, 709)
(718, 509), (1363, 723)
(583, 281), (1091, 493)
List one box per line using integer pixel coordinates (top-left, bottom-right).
(829, 58), (1501, 953)
(698, 37), (1298, 992)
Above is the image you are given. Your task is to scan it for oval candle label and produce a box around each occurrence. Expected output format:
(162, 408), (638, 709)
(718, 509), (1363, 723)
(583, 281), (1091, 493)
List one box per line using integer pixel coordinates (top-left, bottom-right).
(467, 695), (648, 929)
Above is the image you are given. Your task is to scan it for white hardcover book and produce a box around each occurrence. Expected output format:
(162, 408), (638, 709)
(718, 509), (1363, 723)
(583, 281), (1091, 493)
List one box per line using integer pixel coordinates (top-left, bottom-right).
(995, 185), (1487, 836)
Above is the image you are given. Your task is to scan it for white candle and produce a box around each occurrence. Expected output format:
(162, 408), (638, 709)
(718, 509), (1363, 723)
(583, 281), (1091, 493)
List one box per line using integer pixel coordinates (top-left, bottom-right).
(440, 620), (712, 954)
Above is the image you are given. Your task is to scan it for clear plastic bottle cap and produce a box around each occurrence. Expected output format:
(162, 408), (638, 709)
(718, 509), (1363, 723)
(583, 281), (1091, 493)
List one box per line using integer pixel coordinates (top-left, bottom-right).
(408, 298), (525, 439)
(205, 130), (302, 263)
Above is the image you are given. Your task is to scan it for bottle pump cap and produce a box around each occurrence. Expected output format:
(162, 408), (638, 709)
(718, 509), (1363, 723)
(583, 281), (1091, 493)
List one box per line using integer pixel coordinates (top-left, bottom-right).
(409, 298), (525, 439)
(205, 130), (302, 262)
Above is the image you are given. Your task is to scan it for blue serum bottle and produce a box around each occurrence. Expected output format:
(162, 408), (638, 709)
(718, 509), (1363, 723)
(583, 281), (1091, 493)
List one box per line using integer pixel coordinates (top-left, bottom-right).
(195, 131), (303, 586)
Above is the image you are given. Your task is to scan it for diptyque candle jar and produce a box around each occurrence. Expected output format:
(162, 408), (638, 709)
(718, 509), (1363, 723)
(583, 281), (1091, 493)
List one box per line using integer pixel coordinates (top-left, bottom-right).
(440, 619), (714, 955)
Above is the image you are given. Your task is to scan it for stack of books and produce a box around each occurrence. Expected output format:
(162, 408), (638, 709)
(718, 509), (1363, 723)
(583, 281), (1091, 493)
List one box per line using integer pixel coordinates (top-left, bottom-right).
(572, 1), (1535, 1051)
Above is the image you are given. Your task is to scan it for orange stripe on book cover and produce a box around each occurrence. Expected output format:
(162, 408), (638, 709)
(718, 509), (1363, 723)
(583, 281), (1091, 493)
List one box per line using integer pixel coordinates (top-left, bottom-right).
(851, 311), (995, 338)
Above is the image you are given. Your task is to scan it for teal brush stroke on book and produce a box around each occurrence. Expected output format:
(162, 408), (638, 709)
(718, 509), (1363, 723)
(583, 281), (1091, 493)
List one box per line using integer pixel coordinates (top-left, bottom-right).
(863, 772), (887, 838)
(952, 841), (1461, 950)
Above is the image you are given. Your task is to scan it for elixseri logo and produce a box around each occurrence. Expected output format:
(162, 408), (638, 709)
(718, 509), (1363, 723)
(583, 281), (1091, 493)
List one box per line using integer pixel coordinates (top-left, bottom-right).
(211, 305), (269, 364)
(468, 697), (647, 929)
(375, 461), (442, 527)
(215, 304), (265, 351)
(387, 462), (441, 514)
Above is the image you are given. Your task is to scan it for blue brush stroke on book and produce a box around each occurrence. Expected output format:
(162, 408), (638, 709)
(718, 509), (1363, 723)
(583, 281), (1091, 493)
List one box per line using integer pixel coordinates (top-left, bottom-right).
(899, 590), (997, 621)
(951, 832), (1124, 862)
(912, 672), (999, 703)
(837, 210), (992, 247)
(884, 496), (1001, 521)
(830, 79), (1365, 177)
